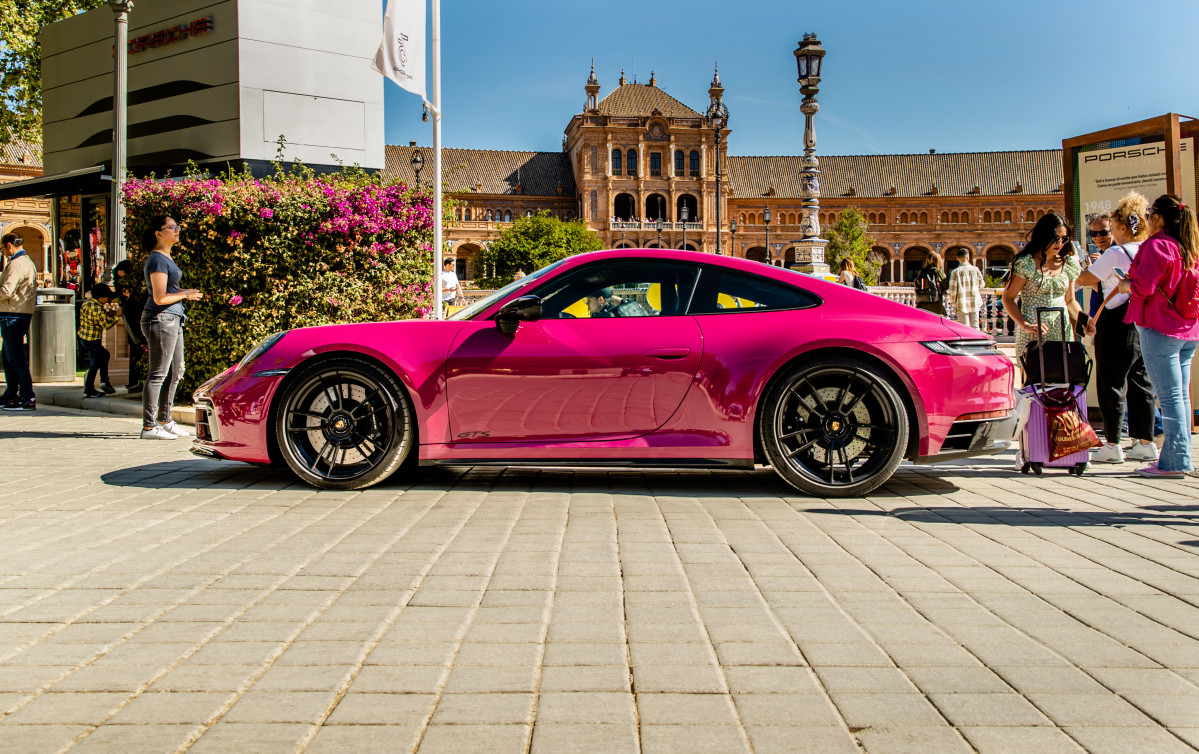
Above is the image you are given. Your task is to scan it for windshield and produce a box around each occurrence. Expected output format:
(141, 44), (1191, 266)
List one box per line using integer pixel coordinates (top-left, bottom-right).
(449, 259), (567, 320)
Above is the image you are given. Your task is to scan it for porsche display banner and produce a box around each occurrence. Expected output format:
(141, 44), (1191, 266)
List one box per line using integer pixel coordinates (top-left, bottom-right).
(1078, 139), (1196, 223)
(372, 0), (426, 100)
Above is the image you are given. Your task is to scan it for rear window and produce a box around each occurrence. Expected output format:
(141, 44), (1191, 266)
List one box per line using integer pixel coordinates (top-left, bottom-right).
(688, 268), (821, 314)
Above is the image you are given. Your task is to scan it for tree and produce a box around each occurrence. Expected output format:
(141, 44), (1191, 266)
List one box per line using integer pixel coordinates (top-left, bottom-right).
(0, 0), (107, 146)
(474, 211), (604, 288)
(823, 207), (881, 285)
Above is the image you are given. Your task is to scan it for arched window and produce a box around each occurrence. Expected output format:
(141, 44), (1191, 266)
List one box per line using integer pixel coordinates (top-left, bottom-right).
(983, 210), (992, 223)
(565, 211), (573, 220)
(900, 212), (908, 224)
(919, 212), (928, 224)
(504, 210), (512, 222)
(877, 212), (885, 224)
(941, 212), (949, 223)
(626, 149), (637, 176)
(1003, 210), (1012, 223)
(788, 213), (796, 225)
(611, 149), (622, 173)
(495, 208), (502, 220)
(1025, 209), (1034, 222)
(675, 150), (684, 175)
(689, 150), (700, 177)
(464, 209), (471, 221)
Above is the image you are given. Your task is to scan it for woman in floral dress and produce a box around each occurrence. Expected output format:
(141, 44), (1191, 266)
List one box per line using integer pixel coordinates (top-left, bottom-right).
(1001, 212), (1084, 360)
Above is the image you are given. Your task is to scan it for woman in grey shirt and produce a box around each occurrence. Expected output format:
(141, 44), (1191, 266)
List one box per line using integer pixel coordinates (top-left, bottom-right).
(140, 216), (203, 440)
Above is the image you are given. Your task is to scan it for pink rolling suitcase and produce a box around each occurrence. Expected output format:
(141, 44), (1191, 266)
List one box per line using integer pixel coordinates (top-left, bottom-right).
(1018, 307), (1094, 477)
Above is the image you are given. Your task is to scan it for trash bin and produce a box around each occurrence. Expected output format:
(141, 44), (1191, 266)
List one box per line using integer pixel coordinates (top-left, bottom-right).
(30, 287), (76, 383)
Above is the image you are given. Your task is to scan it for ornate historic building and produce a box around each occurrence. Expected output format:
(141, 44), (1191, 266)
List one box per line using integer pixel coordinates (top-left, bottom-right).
(385, 67), (1065, 285)
(0, 140), (53, 279)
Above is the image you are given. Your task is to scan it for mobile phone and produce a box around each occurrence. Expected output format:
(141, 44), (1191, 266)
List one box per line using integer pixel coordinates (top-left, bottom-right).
(1113, 268), (1127, 280)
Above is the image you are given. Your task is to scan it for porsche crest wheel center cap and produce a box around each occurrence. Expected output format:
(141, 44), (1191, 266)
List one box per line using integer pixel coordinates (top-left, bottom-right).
(823, 413), (851, 440)
(329, 412), (353, 438)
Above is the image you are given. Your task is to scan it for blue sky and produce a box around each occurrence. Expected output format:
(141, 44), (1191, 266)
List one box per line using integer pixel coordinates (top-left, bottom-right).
(383, 0), (1199, 157)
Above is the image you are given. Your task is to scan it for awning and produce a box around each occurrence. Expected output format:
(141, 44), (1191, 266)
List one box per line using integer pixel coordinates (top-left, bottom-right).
(0, 166), (110, 200)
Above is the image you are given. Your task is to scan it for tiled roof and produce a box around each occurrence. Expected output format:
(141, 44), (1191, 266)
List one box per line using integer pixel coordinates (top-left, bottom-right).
(384, 146), (575, 197)
(727, 150), (1064, 199)
(0, 139), (42, 170)
(595, 83), (703, 119)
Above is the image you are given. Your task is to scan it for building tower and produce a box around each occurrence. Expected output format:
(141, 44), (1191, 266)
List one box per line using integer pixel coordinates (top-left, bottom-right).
(585, 61), (600, 111)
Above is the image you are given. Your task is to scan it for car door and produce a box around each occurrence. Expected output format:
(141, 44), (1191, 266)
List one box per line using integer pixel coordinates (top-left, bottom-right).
(444, 260), (703, 444)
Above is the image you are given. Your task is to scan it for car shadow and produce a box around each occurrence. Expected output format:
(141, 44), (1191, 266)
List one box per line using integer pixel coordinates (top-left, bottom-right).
(0, 430), (136, 441)
(804, 502), (1199, 533)
(99, 458), (956, 497)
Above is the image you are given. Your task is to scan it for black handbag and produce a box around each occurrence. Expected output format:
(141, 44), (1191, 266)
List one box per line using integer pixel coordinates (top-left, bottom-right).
(1021, 307), (1090, 386)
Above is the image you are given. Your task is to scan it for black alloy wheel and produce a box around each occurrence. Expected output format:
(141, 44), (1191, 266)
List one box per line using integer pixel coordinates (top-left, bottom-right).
(275, 357), (414, 490)
(760, 356), (909, 497)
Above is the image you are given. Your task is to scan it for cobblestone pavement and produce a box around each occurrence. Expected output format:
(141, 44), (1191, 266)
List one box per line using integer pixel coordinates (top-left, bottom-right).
(3, 407), (1199, 753)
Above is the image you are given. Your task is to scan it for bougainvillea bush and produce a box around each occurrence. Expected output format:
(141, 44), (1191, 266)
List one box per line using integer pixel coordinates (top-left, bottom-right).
(122, 165), (436, 397)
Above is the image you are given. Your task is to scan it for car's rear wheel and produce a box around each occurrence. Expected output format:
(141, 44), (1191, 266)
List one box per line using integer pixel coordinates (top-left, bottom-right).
(760, 356), (909, 497)
(275, 357), (414, 490)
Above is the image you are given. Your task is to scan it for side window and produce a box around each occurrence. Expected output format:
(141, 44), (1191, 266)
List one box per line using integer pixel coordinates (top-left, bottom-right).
(688, 268), (821, 314)
(530, 261), (700, 320)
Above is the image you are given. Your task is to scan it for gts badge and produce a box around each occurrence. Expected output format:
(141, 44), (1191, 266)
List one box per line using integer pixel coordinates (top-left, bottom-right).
(457, 431), (490, 439)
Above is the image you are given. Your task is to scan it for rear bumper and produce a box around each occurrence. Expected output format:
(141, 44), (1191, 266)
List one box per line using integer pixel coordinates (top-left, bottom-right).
(914, 414), (1016, 464)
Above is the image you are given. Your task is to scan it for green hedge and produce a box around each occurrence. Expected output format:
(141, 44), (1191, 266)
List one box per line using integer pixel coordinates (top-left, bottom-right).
(122, 165), (436, 397)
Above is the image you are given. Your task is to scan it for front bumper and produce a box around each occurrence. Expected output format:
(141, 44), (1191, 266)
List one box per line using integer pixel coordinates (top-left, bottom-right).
(914, 414), (1016, 464)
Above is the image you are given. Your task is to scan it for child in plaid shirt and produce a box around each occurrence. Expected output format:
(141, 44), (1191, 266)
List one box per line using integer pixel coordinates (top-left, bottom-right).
(78, 283), (121, 398)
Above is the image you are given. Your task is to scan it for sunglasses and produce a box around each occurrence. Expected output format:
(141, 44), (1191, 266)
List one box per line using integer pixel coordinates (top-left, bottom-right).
(1051, 235), (1069, 244)
(1088, 229), (1110, 238)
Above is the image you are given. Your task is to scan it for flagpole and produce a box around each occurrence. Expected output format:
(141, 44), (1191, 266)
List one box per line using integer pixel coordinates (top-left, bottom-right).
(431, 0), (443, 319)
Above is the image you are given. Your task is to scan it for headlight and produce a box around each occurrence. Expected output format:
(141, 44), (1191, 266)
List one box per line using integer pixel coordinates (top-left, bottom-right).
(920, 339), (1001, 357)
(238, 331), (288, 370)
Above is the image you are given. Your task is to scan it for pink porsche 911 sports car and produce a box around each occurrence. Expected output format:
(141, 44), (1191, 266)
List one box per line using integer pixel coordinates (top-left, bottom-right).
(191, 249), (1015, 497)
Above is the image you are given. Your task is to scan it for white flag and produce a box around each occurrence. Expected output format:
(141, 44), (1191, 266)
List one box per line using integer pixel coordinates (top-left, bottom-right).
(371, 0), (426, 100)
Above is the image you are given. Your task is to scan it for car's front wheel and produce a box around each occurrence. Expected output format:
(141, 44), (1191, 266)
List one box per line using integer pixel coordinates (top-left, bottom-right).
(275, 357), (414, 490)
(760, 356), (909, 497)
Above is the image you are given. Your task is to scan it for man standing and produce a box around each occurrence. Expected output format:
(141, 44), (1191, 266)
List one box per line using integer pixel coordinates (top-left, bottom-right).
(0, 234), (38, 410)
(440, 258), (459, 310)
(946, 247), (984, 330)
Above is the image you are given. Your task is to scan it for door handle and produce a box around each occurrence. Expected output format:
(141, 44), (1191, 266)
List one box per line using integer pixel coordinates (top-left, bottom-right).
(644, 347), (691, 360)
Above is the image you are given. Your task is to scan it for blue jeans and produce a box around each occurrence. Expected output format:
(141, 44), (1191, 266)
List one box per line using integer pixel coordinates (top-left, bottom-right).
(80, 338), (109, 392)
(0, 314), (33, 401)
(1137, 325), (1197, 472)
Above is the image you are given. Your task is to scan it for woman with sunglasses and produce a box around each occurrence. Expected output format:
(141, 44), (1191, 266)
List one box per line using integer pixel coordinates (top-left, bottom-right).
(1077, 194), (1157, 464)
(1001, 212), (1084, 362)
(1117, 194), (1199, 478)
(140, 215), (203, 440)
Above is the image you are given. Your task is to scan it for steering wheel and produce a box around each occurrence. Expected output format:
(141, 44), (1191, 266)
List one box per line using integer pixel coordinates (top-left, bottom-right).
(557, 312), (576, 319)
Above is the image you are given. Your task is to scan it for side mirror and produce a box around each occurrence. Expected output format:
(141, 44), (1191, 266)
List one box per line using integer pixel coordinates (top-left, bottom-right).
(495, 295), (542, 335)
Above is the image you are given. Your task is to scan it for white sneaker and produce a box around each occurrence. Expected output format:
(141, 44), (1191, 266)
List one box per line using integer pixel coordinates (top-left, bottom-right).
(140, 425), (177, 440)
(1127, 442), (1160, 462)
(160, 420), (191, 437)
(1092, 443), (1125, 464)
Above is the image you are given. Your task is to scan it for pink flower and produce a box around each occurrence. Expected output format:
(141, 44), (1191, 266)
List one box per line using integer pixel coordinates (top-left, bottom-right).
(260, 208), (274, 219)
(229, 294), (243, 306)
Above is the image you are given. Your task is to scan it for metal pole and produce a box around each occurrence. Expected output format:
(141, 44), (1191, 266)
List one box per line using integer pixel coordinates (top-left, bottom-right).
(109, 0), (132, 266)
(765, 211), (770, 265)
(431, 0), (443, 319)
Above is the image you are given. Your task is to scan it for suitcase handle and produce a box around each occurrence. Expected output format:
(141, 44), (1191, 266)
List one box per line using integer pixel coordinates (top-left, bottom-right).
(1034, 307), (1071, 385)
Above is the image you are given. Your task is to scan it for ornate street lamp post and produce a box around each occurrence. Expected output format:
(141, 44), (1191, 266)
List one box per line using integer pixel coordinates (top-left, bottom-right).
(681, 204), (689, 250)
(110, 0), (133, 265)
(656, 217), (664, 248)
(730, 217), (737, 257)
(410, 148), (425, 188)
(707, 99), (729, 254)
(792, 33), (830, 276)
(764, 207), (772, 265)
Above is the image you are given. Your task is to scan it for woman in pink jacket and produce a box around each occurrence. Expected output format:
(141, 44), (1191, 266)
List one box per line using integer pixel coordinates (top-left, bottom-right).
(1119, 195), (1199, 478)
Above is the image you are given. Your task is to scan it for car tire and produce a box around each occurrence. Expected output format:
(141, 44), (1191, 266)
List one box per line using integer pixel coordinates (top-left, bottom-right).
(274, 356), (415, 490)
(759, 355), (909, 497)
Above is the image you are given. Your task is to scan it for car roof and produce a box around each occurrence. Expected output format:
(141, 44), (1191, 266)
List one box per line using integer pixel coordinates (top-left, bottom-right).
(560, 248), (811, 282)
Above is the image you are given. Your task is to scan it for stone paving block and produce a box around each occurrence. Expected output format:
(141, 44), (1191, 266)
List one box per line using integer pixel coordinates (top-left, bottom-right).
(638, 724), (750, 753)
(0, 725), (97, 754)
(541, 641), (627, 666)
(743, 725), (860, 753)
(528, 722), (639, 754)
(441, 664), (539, 693)
(814, 666), (919, 693)
(1022, 692), (1158, 727)
(712, 641), (805, 666)
(54, 664), (164, 693)
(958, 725), (1085, 754)
(1117, 691), (1199, 727)
(631, 664), (726, 694)
(452, 642), (542, 667)
(428, 692), (535, 724)
(416, 723), (531, 753)
(187, 722), (316, 753)
(2, 691), (127, 725)
(927, 692), (1051, 726)
(829, 692), (949, 728)
(106, 691), (230, 725)
(534, 691), (636, 725)
(723, 666), (821, 695)
(323, 691), (437, 725)
(1062, 726), (1197, 754)
(69, 723), (199, 753)
(306, 724), (423, 753)
(540, 665), (631, 692)
(221, 691), (337, 724)
(247, 664), (350, 692)
(732, 692), (843, 727)
(852, 725), (975, 754)
(801, 642), (894, 668)
(365, 641), (457, 666)
(636, 692), (739, 726)
(902, 665), (1012, 694)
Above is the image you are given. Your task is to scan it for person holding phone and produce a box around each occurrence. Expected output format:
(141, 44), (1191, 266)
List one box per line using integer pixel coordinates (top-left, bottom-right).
(140, 216), (203, 440)
(1117, 194), (1199, 478)
(1001, 212), (1083, 360)
(1076, 193), (1155, 464)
